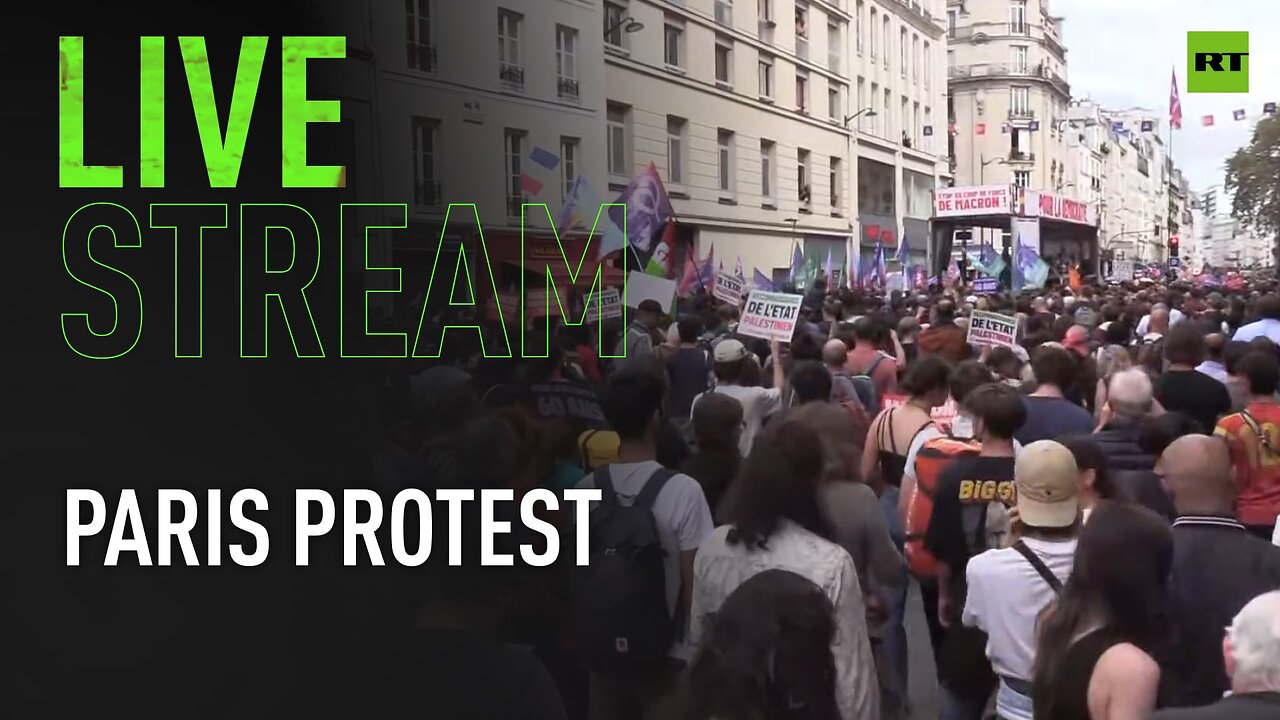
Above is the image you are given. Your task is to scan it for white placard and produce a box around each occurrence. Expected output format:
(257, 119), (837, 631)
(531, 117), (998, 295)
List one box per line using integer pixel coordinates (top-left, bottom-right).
(1110, 260), (1134, 282)
(738, 291), (804, 342)
(1034, 190), (1097, 226)
(584, 287), (622, 323)
(933, 185), (1012, 218)
(624, 271), (677, 313)
(713, 271), (745, 305)
(967, 310), (1019, 348)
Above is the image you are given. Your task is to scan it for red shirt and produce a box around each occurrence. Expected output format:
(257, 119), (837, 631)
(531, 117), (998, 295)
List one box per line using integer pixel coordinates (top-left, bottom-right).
(1215, 400), (1280, 526)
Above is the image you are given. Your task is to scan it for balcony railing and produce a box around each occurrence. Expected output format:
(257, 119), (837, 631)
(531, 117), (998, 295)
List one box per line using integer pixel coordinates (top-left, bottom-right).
(558, 76), (580, 100)
(1009, 150), (1036, 162)
(1008, 108), (1036, 120)
(414, 179), (443, 208)
(408, 43), (438, 72)
(499, 63), (525, 89)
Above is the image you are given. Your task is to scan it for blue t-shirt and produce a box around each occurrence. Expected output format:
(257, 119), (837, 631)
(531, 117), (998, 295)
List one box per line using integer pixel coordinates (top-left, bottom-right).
(1015, 395), (1094, 445)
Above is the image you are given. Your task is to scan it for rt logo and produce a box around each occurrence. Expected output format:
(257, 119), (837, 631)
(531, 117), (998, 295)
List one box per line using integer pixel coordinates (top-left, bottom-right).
(1188, 31), (1249, 93)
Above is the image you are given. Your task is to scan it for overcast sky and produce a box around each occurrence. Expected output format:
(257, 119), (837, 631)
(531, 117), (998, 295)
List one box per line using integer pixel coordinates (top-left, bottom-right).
(1053, 0), (1279, 193)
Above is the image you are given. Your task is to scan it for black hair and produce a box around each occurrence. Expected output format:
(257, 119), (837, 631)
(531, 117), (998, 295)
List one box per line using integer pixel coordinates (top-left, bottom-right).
(1256, 294), (1280, 320)
(790, 332), (825, 362)
(1224, 340), (1253, 375)
(790, 361), (834, 405)
(677, 570), (841, 720)
(722, 421), (833, 549)
(1031, 345), (1078, 389)
(602, 370), (665, 441)
(1163, 321), (1205, 367)
(1034, 503), (1173, 692)
(1056, 435), (1121, 501)
(1138, 411), (1207, 454)
(900, 354), (953, 398)
(963, 382), (1026, 439)
(678, 315), (704, 344)
(1238, 350), (1280, 397)
(951, 361), (997, 404)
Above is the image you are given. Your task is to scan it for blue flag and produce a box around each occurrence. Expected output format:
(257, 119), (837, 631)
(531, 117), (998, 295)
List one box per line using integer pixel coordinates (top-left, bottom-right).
(529, 146), (560, 170)
(753, 269), (775, 292)
(789, 242), (804, 283)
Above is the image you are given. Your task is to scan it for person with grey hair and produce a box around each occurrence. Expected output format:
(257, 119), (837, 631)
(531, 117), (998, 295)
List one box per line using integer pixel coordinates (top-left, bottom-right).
(1154, 590), (1280, 719)
(1092, 369), (1158, 472)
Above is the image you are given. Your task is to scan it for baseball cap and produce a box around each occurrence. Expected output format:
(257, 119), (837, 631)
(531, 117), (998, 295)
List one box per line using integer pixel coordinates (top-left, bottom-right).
(1015, 440), (1080, 528)
(579, 429), (620, 470)
(714, 338), (749, 362)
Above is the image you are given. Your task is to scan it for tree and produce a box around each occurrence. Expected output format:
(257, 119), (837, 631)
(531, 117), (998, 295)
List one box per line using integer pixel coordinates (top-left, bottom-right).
(1224, 115), (1280, 267)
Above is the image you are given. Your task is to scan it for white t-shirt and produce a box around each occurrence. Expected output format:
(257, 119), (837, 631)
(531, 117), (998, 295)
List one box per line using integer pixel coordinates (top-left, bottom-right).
(963, 537), (1077, 719)
(575, 461), (714, 658)
(693, 384), (784, 457)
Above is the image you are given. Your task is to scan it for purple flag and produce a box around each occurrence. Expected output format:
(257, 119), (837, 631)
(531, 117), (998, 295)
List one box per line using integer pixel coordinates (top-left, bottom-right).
(753, 269), (776, 292)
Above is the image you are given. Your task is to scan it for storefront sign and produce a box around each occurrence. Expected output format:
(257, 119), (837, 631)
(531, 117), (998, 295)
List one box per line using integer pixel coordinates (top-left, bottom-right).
(738, 291), (804, 342)
(713, 271), (745, 305)
(967, 310), (1019, 348)
(933, 185), (1012, 218)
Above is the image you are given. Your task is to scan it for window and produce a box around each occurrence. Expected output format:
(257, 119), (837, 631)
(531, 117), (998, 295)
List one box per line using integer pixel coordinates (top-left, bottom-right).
(607, 103), (629, 178)
(759, 0), (773, 23)
(664, 23), (684, 68)
(718, 130), (735, 194)
(715, 0), (733, 26)
(796, 70), (809, 113)
(411, 116), (440, 207)
(857, 77), (867, 130)
(560, 137), (579, 200)
(667, 117), (686, 186)
(882, 16), (889, 68)
(869, 8), (877, 60)
(498, 9), (523, 88)
(828, 23), (840, 70)
(828, 86), (840, 121)
(761, 140), (776, 203)
(1014, 169), (1031, 187)
(1011, 45), (1028, 73)
(856, 1), (864, 55)
(912, 34), (919, 84)
(900, 28), (907, 77)
(405, 0), (436, 72)
(556, 26), (579, 99)
(901, 95), (909, 144)
(947, 10), (957, 38)
(923, 42), (930, 89)
(924, 106), (932, 149)
(504, 128), (526, 215)
(715, 37), (733, 87)
(604, 2), (626, 48)
(884, 87), (892, 134)
(1011, 86), (1030, 116)
(759, 54), (774, 98)
(830, 156), (841, 212)
(1010, 0), (1028, 34)
(795, 2), (808, 39)
(913, 101), (920, 147)
(870, 81), (879, 133)
(798, 149), (810, 206)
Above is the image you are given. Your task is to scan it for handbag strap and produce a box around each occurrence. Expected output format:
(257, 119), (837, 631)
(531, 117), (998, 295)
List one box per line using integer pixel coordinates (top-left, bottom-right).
(1012, 540), (1063, 594)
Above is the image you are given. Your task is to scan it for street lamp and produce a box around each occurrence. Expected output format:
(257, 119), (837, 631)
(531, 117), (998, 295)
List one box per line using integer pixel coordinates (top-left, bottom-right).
(979, 154), (1007, 183)
(843, 108), (877, 129)
(603, 15), (644, 37)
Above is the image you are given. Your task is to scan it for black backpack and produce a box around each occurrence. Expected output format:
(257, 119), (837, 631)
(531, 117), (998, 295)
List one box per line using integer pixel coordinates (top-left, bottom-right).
(847, 355), (887, 416)
(572, 465), (677, 671)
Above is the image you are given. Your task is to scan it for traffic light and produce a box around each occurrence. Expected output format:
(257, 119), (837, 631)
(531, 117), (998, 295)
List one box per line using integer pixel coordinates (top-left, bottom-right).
(1169, 235), (1180, 257)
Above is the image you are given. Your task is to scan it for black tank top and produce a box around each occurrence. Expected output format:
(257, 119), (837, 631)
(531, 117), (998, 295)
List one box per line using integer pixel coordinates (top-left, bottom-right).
(1033, 627), (1128, 720)
(876, 407), (933, 488)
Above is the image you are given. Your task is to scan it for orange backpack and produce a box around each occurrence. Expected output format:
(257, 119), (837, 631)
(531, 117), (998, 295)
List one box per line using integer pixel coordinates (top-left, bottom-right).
(905, 434), (981, 579)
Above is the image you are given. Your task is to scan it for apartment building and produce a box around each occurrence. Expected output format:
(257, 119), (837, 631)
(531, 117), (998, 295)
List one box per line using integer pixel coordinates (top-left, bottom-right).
(605, 0), (947, 279)
(946, 0), (1071, 192)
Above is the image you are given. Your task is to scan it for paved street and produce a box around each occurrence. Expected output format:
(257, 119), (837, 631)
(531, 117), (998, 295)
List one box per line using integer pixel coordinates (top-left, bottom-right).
(905, 580), (942, 720)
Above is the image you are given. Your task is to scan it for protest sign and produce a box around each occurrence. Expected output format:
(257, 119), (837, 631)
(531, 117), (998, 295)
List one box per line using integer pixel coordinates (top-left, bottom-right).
(883, 394), (958, 431)
(967, 310), (1018, 348)
(584, 287), (622, 323)
(487, 291), (521, 322)
(624, 271), (677, 313)
(1109, 260), (1134, 282)
(738, 290), (804, 342)
(973, 277), (999, 294)
(713, 271), (745, 305)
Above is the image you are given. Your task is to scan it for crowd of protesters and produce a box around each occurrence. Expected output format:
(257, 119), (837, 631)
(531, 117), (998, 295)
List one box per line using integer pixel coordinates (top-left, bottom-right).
(375, 277), (1280, 720)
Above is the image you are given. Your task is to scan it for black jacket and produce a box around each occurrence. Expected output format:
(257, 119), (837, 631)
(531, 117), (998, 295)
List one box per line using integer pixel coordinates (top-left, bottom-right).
(1093, 420), (1155, 471)
(1112, 469), (1176, 521)
(1153, 692), (1280, 720)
